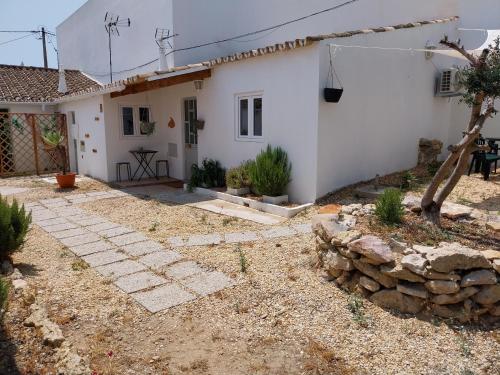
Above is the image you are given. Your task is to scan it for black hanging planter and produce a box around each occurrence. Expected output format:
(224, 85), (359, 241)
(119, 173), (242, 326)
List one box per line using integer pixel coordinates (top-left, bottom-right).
(324, 88), (344, 103)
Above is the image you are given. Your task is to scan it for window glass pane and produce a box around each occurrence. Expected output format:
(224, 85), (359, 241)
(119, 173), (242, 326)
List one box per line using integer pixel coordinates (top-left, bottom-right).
(122, 107), (134, 136)
(185, 122), (190, 144)
(253, 98), (262, 137)
(240, 99), (248, 136)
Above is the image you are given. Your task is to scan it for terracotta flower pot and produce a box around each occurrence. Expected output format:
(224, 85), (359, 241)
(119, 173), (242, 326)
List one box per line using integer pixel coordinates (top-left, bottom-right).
(56, 172), (76, 189)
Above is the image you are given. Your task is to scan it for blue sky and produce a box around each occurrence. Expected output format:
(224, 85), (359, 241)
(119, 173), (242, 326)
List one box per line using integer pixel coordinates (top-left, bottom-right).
(0, 0), (87, 68)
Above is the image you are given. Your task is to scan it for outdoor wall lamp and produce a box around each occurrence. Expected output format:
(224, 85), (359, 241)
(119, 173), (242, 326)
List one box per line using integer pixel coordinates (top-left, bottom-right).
(194, 80), (203, 91)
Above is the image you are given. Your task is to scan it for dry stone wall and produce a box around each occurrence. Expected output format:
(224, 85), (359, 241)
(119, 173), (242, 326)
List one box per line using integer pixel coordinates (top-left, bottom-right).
(312, 214), (500, 323)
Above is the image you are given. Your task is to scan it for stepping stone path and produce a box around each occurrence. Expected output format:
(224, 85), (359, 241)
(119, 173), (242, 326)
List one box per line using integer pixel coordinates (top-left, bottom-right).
(29, 190), (236, 313)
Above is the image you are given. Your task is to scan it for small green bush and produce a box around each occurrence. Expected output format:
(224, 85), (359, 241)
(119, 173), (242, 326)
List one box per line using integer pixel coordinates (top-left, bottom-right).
(0, 195), (31, 259)
(400, 171), (417, 191)
(226, 161), (252, 189)
(375, 188), (404, 225)
(189, 159), (226, 189)
(0, 278), (9, 318)
(249, 145), (291, 197)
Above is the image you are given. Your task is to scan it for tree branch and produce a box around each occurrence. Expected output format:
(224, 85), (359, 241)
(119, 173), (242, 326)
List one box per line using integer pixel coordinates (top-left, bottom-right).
(440, 38), (479, 65)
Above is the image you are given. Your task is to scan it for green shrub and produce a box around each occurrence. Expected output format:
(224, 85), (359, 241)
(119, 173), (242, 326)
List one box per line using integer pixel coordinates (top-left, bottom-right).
(226, 161), (252, 189)
(427, 161), (442, 177)
(188, 159), (226, 189)
(0, 195), (32, 259)
(249, 145), (291, 197)
(0, 278), (9, 318)
(400, 171), (417, 191)
(375, 188), (404, 225)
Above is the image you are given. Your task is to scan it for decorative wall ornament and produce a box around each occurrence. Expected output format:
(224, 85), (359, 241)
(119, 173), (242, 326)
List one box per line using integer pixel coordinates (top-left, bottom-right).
(168, 117), (176, 129)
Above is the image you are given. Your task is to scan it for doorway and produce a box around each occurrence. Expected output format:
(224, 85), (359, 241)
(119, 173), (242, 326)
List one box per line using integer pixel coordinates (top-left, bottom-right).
(183, 98), (198, 180)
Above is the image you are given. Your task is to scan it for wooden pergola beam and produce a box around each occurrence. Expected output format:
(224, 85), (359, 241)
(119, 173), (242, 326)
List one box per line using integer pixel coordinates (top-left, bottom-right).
(110, 69), (211, 98)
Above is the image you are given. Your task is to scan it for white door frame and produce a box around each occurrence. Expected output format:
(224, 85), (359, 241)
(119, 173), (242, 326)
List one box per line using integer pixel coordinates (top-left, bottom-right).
(183, 97), (198, 180)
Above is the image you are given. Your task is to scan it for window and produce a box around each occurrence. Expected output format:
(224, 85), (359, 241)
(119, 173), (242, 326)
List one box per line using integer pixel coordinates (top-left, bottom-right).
(68, 111), (76, 125)
(237, 94), (263, 139)
(120, 105), (152, 136)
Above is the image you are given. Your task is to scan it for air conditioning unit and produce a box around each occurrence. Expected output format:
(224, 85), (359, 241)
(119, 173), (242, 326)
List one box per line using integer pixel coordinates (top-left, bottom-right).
(435, 68), (462, 97)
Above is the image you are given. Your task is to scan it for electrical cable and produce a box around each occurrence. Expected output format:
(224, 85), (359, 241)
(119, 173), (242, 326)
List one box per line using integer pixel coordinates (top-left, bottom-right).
(0, 33), (34, 47)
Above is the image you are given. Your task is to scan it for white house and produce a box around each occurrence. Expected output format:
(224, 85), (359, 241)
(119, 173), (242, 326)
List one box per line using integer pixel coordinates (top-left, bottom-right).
(2, 0), (499, 203)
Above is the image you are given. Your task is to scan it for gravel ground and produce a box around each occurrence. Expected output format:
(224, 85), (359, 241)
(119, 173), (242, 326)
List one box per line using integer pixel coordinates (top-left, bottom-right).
(1, 173), (499, 374)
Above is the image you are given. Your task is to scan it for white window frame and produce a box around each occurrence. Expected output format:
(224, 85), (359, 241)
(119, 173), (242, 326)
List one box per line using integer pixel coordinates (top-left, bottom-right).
(119, 105), (152, 137)
(235, 92), (264, 142)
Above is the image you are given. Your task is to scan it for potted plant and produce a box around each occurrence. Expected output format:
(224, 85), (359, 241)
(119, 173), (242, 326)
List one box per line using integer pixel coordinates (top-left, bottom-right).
(226, 161), (252, 196)
(41, 129), (76, 188)
(140, 121), (156, 136)
(249, 145), (291, 205)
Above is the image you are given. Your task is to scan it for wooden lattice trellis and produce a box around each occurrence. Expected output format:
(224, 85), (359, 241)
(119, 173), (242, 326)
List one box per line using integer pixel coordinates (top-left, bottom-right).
(0, 113), (68, 177)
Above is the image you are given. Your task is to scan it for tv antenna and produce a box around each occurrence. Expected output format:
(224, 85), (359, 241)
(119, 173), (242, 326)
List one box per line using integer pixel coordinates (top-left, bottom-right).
(104, 12), (131, 82)
(155, 28), (178, 71)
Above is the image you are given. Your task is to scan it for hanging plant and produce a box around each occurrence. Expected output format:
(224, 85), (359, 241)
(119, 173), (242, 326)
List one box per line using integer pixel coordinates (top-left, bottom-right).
(140, 121), (156, 136)
(324, 45), (344, 103)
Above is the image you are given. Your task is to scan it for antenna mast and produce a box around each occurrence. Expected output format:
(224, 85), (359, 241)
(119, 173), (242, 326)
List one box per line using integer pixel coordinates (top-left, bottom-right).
(155, 28), (178, 71)
(104, 12), (131, 82)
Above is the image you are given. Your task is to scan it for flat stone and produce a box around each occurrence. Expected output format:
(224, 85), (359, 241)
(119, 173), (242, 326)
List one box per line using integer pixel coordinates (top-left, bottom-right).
(337, 247), (360, 259)
(42, 222), (78, 233)
(186, 234), (222, 246)
(260, 226), (297, 240)
(182, 271), (234, 296)
(138, 251), (183, 270)
(348, 236), (394, 265)
(168, 237), (185, 247)
(401, 254), (428, 275)
(70, 241), (114, 256)
(402, 194), (422, 212)
(397, 283), (429, 299)
(95, 260), (146, 279)
(388, 238), (408, 254)
(224, 232), (260, 244)
(164, 261), (204, 280)
(380, 263), (426, 283)
(68, 197), (95, 204)
(486, 221), (500, 232)
(52, 228), (88, 239)
(341, 204), (362, 215)
(461, 270), (497, 287)
(412, 245), (436, 256)
(359, 276), (380, 292)
(60, 233), (101, 247)
(98, 226), (135, 238)
(67, 215), (107, 226)
(292, 223), (313, 234)
(423, 270), (461, 281)
(82, 250), (128, 267)
(86, 222), (121, 233)
(319, 204), (342, 214)
(324, 252), (354, 271)
(370, 289), (425, 314)
(482, 250), (500, 260)
(441, 202), (473, 220)
(425, 280), (460, 294)
(65, 194), (88, 200)
(40, 198), (67, 205)
(473, 285), (500, 305)
(130, 284), (196, 313)
(331, 230), (362, 247)
(489, 304), (500, 317)
(52, 207), (85, 217)
(32, 211), (59, 222)
(108, 232), (148, 246)
(114, 271), (168, 293)
(12, 279), (28, 292)
(41, 321), (65, 348)
(36, 217), (68, 227)
(494, 259), (500, 273)
(352, 259), (397, 288)
(430, 303), (471, 323)
(426, 243), (492, 273)
(121, 241), (164, 257)
(431, 287), (479, 305)
(0, 186), (30, 196)
(87, 191), (112, 197)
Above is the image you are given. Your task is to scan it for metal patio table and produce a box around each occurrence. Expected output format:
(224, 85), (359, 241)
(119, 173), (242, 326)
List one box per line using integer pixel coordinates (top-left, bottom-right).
(129, 149), (158, 181)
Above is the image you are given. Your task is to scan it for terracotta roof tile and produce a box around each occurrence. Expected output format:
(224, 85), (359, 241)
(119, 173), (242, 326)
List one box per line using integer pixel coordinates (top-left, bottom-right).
(0, 64), (101, 103)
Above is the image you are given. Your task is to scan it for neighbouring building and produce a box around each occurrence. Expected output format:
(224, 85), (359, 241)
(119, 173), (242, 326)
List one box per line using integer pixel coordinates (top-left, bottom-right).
(1, 0), (499, 203)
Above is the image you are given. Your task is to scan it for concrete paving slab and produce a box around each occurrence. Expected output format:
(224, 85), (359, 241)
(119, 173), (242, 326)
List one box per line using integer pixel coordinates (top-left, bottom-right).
(86, 222), (121, 233)
(224, 232), (260, 244)
(52, 207), (85, 217)
(60, 233), (101, 247)
(68, 215), (108, 226)
(44, 201), (71, 209)
(182, 271), (234, 296)
(121, 241), (164, 257)
(42, 222), (79, 233)
(24, 202), (42, 209)
(260, 226), (297, 239)
(82, 250), (128, 267)
(138, 251), (183, 270)
(98, 226), (134, 238)
(32, 211), (59, 222)
(130, 284), (196, 313)
(164, 261), (204, 280)
(186, 234), (222, 247)
(35, 217), (69, 228)
(52, 228), (89, 239)
(65, 194), (88, 200)
(95, 260), (147, 279)
(114, 271), (168, 293)
(292, 223), (313, 234)
(68, 197), (96, 204)
(167, 237), (184, 247)
(87, 191), (112, 197)
(109, 232), (148, 246)
(40, 198), (68, 205)
(70, 241), (115, 256)
(0, 187), (30, 196)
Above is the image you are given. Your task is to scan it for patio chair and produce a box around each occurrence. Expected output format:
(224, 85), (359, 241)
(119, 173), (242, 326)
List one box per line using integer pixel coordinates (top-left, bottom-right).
(156, 159), (169, 178)
(116, 162), (131, 182)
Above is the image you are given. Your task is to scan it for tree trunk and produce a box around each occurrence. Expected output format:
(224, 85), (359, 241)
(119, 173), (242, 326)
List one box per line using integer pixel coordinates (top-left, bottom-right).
(421, 201), (442, 226)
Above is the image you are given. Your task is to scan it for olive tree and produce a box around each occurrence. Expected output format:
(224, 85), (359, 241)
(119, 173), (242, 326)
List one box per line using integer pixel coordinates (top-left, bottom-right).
(421, 37), (500, 225)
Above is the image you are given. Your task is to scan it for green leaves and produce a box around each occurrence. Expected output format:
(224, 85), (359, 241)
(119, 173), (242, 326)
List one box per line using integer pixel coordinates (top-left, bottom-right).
(0, 195), (31, 258)
(375, 188), (404, 225)
(249, 145), (291, 197)
(41, 129), (65, 149)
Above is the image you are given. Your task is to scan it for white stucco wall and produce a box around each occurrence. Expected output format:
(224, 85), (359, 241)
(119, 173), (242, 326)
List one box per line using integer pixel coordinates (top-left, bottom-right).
(197, 46), (320, 204)
(102, 82), (195, 182)
(316, 21), (459, 199)
(57, 0), (173, 84)
(58, 96), (108, 180)
(172, 0), (457, 66)
(459, 0), (500, 29)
